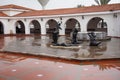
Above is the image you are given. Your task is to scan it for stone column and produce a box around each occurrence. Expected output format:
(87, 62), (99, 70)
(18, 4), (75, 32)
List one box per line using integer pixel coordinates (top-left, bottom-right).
(25, 21), (30, 35)
(80, 20), (88, 32)
(41, 22), (46, 35)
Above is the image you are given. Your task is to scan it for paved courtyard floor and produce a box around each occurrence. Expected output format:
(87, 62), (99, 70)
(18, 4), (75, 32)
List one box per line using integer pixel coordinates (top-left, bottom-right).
(0, 51), (120, 80)
(1, 35), (120, 60)
(0, 35), (120, 80)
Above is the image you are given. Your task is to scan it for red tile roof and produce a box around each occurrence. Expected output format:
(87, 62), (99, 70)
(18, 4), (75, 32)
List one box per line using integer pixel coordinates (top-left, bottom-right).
(15, 3), (120, 17)
(0, 12), (8, 17)
(0, 4), (34, 11)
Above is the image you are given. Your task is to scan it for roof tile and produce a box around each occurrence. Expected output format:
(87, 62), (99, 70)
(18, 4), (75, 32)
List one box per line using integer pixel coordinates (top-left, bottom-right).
(0, 4), (34, 11)
(0, 12), (8, 17)
(15, 3), (120, 17)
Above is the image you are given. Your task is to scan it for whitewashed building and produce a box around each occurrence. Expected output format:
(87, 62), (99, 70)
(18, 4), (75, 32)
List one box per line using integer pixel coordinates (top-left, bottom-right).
(0, 3), (120, 37)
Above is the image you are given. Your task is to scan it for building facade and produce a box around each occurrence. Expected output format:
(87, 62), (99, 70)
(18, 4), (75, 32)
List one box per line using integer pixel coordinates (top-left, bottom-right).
(0, 4), (120, 37)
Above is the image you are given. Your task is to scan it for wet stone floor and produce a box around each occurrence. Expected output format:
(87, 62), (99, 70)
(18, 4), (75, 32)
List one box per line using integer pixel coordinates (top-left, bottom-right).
(0, 52), (120, 80)
(0, 35), (120, 60)
(0, 35), (120, 80)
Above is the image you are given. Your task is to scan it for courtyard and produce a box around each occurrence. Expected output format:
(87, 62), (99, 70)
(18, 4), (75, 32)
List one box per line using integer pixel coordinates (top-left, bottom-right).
(0, 35), (120, 80)
(0, 0), (120, 80)
(0, 35), (120, 60)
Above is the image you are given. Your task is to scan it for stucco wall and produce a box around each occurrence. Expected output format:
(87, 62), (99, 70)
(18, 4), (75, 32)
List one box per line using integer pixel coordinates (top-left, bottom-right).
(0, 11), (120, 37)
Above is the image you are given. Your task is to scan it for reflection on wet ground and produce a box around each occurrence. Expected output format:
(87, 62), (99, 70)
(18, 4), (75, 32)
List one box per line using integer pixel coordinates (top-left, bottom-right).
(1, 35), (120, 60)
(0, 35), (120, 80)
(0, 52), (120, 80)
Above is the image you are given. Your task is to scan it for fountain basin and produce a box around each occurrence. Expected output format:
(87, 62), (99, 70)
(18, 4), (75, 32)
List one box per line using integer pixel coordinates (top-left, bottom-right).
(77, 31), (110, 40)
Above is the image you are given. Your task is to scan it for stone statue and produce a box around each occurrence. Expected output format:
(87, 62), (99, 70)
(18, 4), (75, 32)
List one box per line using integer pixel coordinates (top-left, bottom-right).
(71, 28), (78, 44)
(52, 28), (59, 44)
(52, 21), (62, 44)
(88, 32), (101, 46)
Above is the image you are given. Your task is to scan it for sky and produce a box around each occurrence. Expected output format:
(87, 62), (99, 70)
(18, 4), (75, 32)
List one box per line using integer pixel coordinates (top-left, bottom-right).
(0, 0), (120, 10)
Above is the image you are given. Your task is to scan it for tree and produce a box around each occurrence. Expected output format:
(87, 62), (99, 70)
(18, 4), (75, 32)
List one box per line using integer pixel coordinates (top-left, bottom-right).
(94, 0), (111, 5)
(76, 4), (84, 8)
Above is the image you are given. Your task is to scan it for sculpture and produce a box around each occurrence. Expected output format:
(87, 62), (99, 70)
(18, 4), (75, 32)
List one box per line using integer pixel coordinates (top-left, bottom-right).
(52, 21), (62, 45)
(88, 32), (101, 46)
(71, 28), (78, 44)
(52, 28), (59, 44)
(51, 23), (81, 48)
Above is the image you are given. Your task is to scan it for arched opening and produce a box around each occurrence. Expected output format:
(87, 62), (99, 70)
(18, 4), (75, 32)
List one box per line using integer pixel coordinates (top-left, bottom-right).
(65, 18), (80, 35)
(0, 21), (4, 34)
(87, 17), (107, 32)
(29, 20), (41, 34)
(45, 19), (58, 35)
(15, 21), (25, 34)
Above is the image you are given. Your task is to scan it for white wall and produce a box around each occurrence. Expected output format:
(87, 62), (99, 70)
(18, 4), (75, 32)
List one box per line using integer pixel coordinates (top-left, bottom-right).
(0, 11), (120, 37)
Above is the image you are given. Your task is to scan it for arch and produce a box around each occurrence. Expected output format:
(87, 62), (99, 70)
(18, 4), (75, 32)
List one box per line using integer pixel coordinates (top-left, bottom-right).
(87, 17), (107, 32)
(0, 21), (4, 34)
(15, 20), (25, 34)
(45, 19), (58, 35)
(29, 20), (41, 34)
(65, 18), (80, 35)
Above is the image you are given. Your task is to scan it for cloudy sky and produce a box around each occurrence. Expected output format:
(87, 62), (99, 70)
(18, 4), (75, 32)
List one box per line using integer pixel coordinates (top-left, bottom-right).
(0, 0), (120, 10)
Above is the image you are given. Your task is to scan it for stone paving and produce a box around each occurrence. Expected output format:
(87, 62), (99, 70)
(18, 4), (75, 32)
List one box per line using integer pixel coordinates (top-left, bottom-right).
(0, 35), (120, 60)
(0, 52), (120, 80)
(0, 35), (120, 80)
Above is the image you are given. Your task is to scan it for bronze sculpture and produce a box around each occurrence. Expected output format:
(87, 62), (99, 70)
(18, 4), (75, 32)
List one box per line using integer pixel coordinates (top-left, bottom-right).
(88, 32), (101, 46)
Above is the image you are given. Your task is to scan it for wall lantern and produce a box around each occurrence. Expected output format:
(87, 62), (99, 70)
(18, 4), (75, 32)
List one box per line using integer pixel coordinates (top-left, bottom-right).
(41, 18), (43, 21)
(113, 13), (117, 18)
(82, 15), (84, 19)
(60, 17), (62, 20)
(24, 19), (27, 22)
(8, 19), (10, 22)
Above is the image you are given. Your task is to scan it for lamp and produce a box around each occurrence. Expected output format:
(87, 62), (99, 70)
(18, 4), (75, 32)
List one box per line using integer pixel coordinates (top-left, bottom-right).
(113, 13), (117, 18)
(24, 19), (26, 22)
(41, 18), (43, 21)
(60, 17), (62, 20)
(8, 19), (10, 22)
(82, 15), (84, 19)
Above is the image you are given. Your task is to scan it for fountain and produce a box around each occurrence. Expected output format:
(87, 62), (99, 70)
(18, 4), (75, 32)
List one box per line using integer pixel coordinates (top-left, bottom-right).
(77, 31), (110, 41)
(88, 32), (101, 46)
(50, 22), (81, 49)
